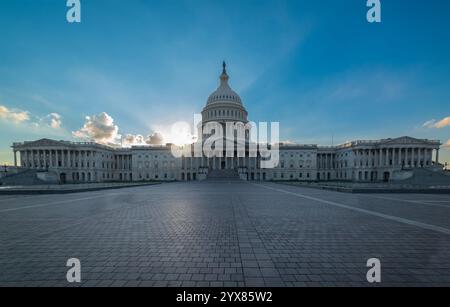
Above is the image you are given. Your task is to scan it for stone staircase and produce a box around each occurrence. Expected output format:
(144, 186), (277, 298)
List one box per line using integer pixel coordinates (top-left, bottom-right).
(401, 168), (450, 186)
(0, 170), (48, 186)
(207, 169), (241, 181)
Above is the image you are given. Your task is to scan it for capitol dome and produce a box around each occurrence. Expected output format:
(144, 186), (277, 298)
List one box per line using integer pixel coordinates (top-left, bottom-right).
(207, 62), (242, 106)
(202, 62), (248, 124)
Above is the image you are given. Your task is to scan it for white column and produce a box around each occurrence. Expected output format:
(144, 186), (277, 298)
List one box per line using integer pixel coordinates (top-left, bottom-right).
(416, 148), (419, 166)
(395, 148), (399, 166)
(48, 150), (52, 168)
(384, 148), (388, 167)
(385, 148), (389, 167)
(409, 148), (413, 167)
(408, 148), (411, 167)
(400, 148), (406, 166)
(436, 149), (440, 165)
(378, 149), (382, 167)
(41, 150), (45, 168)
(392, 148), (396, 166)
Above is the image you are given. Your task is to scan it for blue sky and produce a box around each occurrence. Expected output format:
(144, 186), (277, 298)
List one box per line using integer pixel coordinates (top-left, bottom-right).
(0, 0), (449, 164)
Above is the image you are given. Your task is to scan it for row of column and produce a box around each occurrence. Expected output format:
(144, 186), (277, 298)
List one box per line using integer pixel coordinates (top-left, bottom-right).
(18, 149), (133, 171)
(354, 147), (435, 168)
(115, 155), (132, 170)
(317, 153), (336, 169)
(19, 149), (98, 170)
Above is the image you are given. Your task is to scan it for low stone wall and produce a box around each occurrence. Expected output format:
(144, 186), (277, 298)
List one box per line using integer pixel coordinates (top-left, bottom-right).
(0, 182), (162, 195)
(279, 181), (450, 194)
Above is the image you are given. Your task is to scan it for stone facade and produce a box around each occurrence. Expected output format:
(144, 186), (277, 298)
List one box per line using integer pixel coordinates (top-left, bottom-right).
(317, 137), (441, 182)
(10, 136), (441, 184)
(10, 64), (442, 184)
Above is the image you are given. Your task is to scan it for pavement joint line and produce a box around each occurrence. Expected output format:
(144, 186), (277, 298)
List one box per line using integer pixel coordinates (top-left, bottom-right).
(0, 196), (37, 203)
(254, 183), (450, 236)
(230, 195), (246, 285)
(233, 193), (281, 286)
(366, 195), (450, 209)
(0, 193), (124, 213)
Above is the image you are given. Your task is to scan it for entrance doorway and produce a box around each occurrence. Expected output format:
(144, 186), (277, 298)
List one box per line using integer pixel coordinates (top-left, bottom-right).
(221, 161), (226, 170)
(60, 173), (66, 184)
(383, 172), (390, 182)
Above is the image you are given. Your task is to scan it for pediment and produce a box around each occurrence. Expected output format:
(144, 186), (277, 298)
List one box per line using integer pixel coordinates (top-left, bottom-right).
(24, 138), (65, 147)
(381, 136), (431, 145)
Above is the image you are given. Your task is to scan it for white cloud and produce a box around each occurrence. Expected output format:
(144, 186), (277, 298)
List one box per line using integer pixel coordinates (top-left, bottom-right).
(43, 113), (62, 129)
(121, 133), (165, 147)
(0, 105), (30, 123)
(0, 104), (63, 131)
(71, 112), (197, 147)
(146, 132), (164, 145)
(73, 112), (119, 144)
(444, 140), (450, 149)
(121, 134), (146, 147)
(423, 119), (437, 128)
(149, 123), (197, 146)
(423, 116), (450, 129)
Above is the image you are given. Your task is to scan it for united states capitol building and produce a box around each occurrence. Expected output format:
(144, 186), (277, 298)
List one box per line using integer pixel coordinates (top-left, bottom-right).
(10, 64), (443, 184)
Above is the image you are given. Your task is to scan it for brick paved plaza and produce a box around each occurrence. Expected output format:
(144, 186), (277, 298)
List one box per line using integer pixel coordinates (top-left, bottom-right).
(1, 181), (450, 287)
